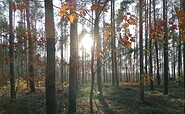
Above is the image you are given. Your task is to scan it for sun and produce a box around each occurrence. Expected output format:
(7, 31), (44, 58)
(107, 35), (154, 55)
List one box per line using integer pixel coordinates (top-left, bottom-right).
(80, 34), (93, 50)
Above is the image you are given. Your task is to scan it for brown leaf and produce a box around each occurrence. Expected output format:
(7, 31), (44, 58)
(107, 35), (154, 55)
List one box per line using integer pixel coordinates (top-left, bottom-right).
(123, 23), (129, 29)
(104, 31), (111, 42)
(123, 41), (131, 48)
(179, 34), (185, 42)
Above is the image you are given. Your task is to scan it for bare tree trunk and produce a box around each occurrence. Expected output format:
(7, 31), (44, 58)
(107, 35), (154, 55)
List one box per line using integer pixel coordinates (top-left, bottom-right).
(182, 0), (185, 89)
(139, 0), (144, 102)
(60, 21), (64, 89)
(26, 0), (35, 92)
(153, 0), (160, 85)
(90, 7), (95, 112)
(163, 0), (168, 95)
(149, 0), (154, 90)
(111, 0), (115, 85)
(145, 0), (148, 78)
(112, 0), (119, 86)
(68, 2), (78, 113)
(45, 0), (56, 113)
(9, 0), (16, 99)
(95, 1), (102, 96)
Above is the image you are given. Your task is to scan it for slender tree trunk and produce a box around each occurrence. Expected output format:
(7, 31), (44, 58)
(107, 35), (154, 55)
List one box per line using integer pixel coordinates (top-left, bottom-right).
(139, 0), (144, 102)
(45, 0), (56, 113)
(182, 0), (185, 89)
(112, 0), (119, 86)
(145, 0), (148, 77)
(153, 0), (160, 85)
(9, 0), (16, 99)
(82, 49), (85, 85)
(90, 39), (95, 114)
(95, 1), (102, 96)
(163, 0), (168, 95)
(60, 21), (64, 89)
(149, 0), (154, 90)
(177, 41), (181, 85)
(111, 0), (115, 85)
(26, 0), (35, 92)
(68, 2), (78, 113)
(90, 7), (95, 113)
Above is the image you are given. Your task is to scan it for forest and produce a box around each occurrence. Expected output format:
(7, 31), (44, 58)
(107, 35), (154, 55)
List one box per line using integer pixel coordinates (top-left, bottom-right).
(0, 0), (184, 114)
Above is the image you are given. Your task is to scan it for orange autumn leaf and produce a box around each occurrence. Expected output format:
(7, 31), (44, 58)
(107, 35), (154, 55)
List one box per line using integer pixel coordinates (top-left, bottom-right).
(104, 31), (111, 42)
(59, 5), (67, 17)
(123, 41), (131, 48)
(68, 14), (76, 23)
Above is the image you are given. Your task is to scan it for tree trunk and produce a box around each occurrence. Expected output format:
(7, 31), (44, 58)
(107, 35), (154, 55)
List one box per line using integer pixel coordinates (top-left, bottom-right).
(68, 3), (78, 113)
(163, 0), (168, 95)
(26, 0), (35, 92)
(112, 0), (119, 86)
(60, 20), (64, 89)
(182, 0), (185, 89)
(45, 0), (56, 113)
(111, 0), (115, 85)
(90, 10), (95, 113)
(139, 0), (144, 102)
(144, 0), (148, 77)
(177, 41), (181, 85)
(153, 0), (160, 85)
(9, 0), (16, 99)
(95, 2), (102, 96)
(149, 0), (154, 90)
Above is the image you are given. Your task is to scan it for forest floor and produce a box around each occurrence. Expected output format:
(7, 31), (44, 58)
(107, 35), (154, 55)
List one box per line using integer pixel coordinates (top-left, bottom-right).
(0, 82), (184, 114)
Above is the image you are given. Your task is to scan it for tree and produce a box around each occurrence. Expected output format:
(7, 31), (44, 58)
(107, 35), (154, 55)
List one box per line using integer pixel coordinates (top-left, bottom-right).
(163, 0), (168, 95)
(139, 0), (144, 102)
(144, 0), (148, 82)
(95, 1), (103, 96)
(68, 0), (78, 113)
(9, 0), (16, 99)
(111, 0), (119, 86)
(44, 0), (56, 113)
(26, 0), (35, 92)
(149, 0), (154, 90)
(182, 0), (185, 89)
(153, 0), (160, 86)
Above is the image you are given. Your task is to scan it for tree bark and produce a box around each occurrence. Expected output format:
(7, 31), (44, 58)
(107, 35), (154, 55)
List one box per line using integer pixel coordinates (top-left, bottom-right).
(9, 0), (16, 99)
(163, 0), (168, 95)
(149, 0), (154, 90)
(45, 0), (56, 113)
(95, 1), (102, 96)
(153, 0), (160, 85)
(60, 20), (64, 89)
(139, 0), (144, 102)
(182, 0), (185, 89)
(68, 2), (78, 113)
(26, 0), (35, 92)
